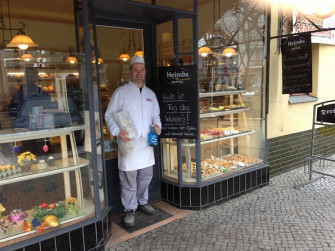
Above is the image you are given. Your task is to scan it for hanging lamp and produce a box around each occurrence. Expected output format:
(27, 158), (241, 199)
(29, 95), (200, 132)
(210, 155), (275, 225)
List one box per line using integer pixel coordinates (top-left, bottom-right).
(20, 53), (34, 62)
(66, 56), (78, 64)
(119, 50), (131, 62)
(7, 32), (38, 50)
(222, 47), (237, 57)
(4, 20), (38, 50)
(198, 46), (212, 57)
(134, 50), (144, 57)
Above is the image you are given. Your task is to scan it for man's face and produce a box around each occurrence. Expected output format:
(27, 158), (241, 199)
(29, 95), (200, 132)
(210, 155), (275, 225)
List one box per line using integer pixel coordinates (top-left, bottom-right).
(130, 63), (146, 85)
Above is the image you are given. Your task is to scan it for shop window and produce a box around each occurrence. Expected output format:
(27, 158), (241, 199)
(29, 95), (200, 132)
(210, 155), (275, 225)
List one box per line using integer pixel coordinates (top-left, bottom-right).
(160, 0), (267, 184)
(0, 0), (101, 248)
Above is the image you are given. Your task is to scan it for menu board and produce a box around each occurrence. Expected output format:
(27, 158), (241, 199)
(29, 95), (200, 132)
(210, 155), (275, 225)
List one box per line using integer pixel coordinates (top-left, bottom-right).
(281, 34), (312, 94)
(157, 65), (198, 139)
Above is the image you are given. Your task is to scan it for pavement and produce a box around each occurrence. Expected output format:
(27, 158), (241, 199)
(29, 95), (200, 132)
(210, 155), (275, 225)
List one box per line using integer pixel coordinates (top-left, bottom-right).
(107, 158), (335, 251)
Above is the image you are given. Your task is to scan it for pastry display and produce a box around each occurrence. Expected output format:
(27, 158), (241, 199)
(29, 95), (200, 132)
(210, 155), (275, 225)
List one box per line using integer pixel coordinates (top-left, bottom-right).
(200, 103), (246, 114)
(175, 154), (262, 178)
(200, 127), (251, 141)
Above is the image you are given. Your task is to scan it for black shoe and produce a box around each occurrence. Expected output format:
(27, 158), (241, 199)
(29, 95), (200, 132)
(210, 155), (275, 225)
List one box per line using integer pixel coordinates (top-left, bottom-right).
(138, 204), (155, 215)
(123, 210), (135, 227)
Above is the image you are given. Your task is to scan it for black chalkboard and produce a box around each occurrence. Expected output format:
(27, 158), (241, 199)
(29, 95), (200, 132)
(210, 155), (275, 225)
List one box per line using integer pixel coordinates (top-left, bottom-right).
(157, 65), (199, 139)
(281, 34), (312, 94)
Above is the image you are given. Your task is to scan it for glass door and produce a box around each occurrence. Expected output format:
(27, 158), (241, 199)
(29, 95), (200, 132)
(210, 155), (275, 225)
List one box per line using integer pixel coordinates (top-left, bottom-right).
(95, 26), (144, 161)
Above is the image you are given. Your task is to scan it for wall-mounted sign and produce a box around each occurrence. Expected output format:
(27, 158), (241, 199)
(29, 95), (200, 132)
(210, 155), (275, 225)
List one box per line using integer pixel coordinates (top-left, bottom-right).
(317, 103), (335, 123)
(158, 65), (198, 139)
(281, 33), (312, 94)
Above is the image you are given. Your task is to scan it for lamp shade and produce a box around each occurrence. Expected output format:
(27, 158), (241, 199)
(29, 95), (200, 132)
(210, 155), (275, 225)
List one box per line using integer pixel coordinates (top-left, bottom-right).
(222, 48), (237, 57)
(98, 57), (104, 64)
(198, 46), (212, 57)
(119, 53), (131, 62)
(7, 34), (38, 50)
(20, 53), (34, 62)
(134, 50), (144, 57)
(66, 56), (78, 64)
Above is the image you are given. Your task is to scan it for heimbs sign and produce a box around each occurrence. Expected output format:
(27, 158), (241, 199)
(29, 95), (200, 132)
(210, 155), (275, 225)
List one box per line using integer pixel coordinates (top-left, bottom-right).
(281, 34), (312, 94)
(162, 67), (191, 85)
(317, 103), (335, 123)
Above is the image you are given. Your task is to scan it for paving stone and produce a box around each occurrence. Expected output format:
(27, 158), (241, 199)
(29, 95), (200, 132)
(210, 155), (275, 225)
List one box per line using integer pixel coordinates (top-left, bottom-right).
(108, 160), (335, 251)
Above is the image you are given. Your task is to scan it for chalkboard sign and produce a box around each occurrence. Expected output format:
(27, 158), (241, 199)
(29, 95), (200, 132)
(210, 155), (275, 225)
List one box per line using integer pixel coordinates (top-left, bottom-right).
(157, 65), (198, 139)
(317, 103), (335, 123)
(281, 34), (312, 94)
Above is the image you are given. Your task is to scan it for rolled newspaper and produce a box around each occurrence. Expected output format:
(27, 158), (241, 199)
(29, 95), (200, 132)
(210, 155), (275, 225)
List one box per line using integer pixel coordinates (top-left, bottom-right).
(113, 110), (136, 139)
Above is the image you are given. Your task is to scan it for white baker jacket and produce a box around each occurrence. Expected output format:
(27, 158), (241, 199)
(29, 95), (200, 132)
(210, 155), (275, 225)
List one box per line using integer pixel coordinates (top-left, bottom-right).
(105, 82), (161, 171)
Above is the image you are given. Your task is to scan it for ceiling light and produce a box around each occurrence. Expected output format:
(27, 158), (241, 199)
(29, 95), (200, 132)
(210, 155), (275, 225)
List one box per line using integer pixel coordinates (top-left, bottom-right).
(66, 56), (78, 64)
(7, 33), (38, 50)
(134, 50), (144, 57)
(222, 48), (237, 57)
(20, 53), (34, 62)
(119, 52), (131, 62)
(198, 46), (212, 57)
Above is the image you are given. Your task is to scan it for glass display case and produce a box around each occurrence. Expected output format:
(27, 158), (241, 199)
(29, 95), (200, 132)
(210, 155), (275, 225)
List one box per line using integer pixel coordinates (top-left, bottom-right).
(0, 50), (100, 247)
(159, 0), (267, 205)
(162, 50), (265, 183)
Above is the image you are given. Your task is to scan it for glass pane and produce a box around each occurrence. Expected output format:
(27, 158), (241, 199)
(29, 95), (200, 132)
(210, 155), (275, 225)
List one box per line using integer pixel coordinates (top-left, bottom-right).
(161, 138), (178, 182)
(91, 49), (102, 143)
(157, 21), (174, 67)
(95, 26), (144, 160)
(97, 145), (106, 212)
(88, 5), (96, 48)
(196, 0), (266, 181)
(0, 50), (95, 244)
(178, 19), (193, 54)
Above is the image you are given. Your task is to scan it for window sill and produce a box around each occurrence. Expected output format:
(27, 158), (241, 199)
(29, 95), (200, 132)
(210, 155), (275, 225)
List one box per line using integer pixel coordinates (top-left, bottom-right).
(288, 95), (318, 104)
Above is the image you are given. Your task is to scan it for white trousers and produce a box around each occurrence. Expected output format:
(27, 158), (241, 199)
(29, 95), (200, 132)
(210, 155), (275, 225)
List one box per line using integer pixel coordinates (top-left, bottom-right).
(119, 166), (153, 211)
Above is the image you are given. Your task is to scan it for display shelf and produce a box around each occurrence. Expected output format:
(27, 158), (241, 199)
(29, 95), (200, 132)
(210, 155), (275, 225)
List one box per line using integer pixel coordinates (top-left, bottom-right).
(0, 199), (95, 244)
(0, 157), (89, 186)
(0, 125), (86, 144)
(162, 130), (254, 148)
(199, 90), (244, 97)
(200, 108), (249, 118)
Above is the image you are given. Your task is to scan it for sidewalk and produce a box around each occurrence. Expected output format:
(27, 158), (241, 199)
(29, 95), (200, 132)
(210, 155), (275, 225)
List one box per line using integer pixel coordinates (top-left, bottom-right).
(107, 161), (335, 250)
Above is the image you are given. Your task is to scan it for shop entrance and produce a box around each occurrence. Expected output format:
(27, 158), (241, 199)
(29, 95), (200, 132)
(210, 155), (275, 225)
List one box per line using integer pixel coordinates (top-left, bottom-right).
(92, 0), (197, 217)
(95, 22), (160, 215)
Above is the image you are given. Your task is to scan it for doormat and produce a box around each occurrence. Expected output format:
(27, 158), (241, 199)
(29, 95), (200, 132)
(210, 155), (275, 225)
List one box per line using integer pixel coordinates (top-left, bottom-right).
(112, 206), (172, 233)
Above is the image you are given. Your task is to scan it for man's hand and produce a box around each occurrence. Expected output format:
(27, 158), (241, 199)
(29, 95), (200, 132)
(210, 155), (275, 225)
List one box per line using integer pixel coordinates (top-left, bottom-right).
(118, 130), (131, 142)
(153, 124), (161, 136)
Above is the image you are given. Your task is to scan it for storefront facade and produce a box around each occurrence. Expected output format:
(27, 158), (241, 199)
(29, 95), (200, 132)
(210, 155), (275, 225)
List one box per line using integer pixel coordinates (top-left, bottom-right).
(0, 0), (270, 250)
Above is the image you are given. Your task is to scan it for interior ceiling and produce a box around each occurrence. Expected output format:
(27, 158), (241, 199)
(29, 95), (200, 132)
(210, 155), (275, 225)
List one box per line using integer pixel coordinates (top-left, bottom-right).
(0, 0), (74, 23)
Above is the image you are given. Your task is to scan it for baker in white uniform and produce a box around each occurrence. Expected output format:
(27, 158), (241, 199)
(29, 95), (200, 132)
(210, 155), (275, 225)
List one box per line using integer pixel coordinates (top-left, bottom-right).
(105, 56), (161, 227)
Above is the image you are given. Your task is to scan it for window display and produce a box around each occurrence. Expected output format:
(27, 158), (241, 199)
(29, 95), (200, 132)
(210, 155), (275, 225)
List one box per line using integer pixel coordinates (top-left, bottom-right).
(0, 50), (96, 247)
(161, 0), (266, 184)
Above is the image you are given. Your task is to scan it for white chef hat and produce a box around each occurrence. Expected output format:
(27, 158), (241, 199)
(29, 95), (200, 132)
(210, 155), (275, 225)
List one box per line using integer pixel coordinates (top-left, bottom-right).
(130, 56), (145, 66)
